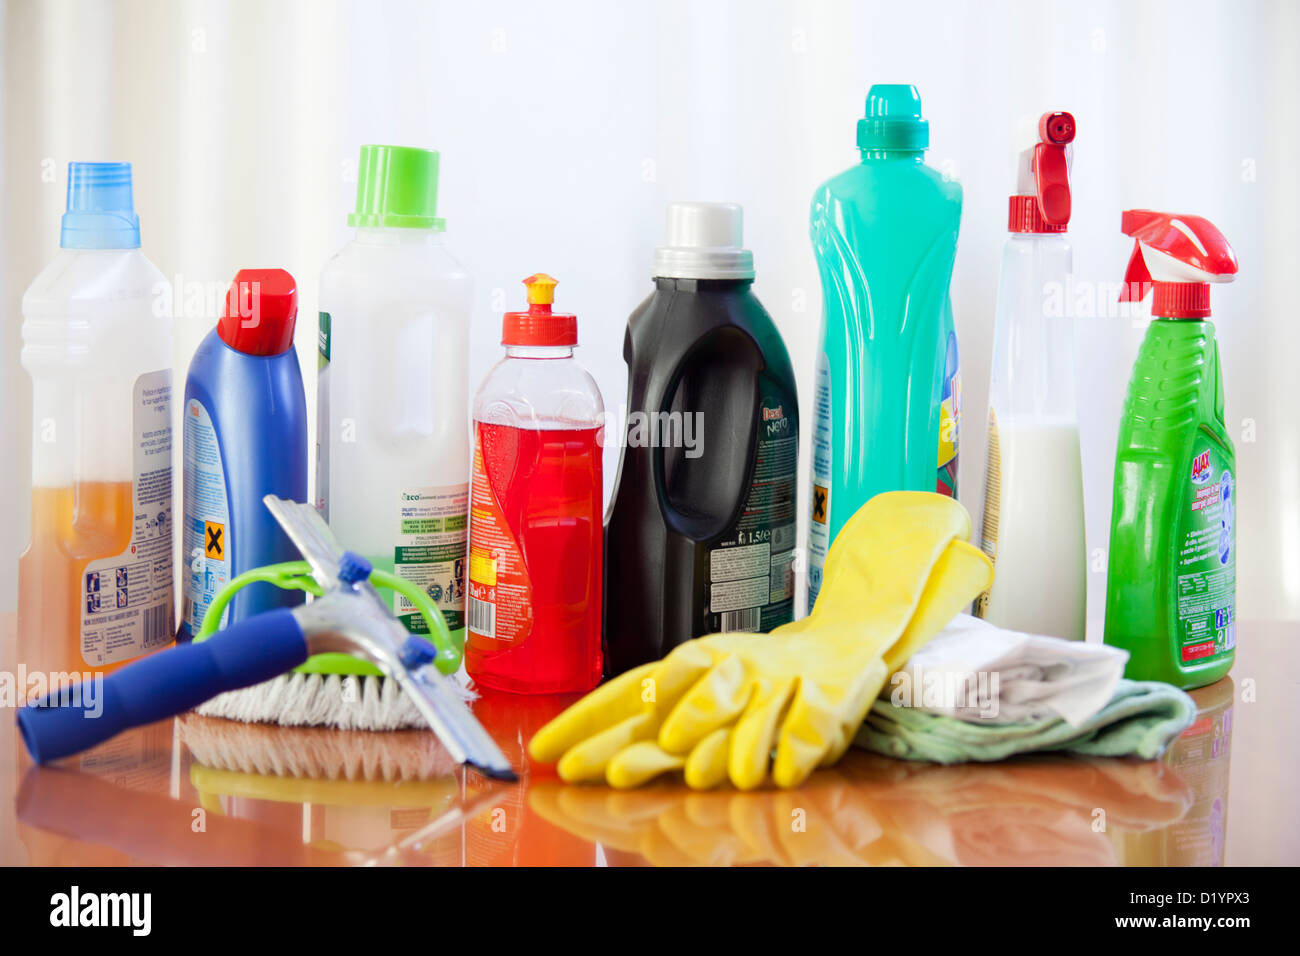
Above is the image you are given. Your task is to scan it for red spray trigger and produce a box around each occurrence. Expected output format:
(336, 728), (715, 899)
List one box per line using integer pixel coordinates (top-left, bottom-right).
(1119, 210), (1161, 302)
(1117, 210), (1238, 315)
(1033, 111), (1075, 226)
(1119, 242), (1153, 302)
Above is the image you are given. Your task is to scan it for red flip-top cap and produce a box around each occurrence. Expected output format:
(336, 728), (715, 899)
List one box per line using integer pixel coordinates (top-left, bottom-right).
(1009, 111), (1075, 233)
(502, 273), (577, 346)
(218, 268), (297, 356)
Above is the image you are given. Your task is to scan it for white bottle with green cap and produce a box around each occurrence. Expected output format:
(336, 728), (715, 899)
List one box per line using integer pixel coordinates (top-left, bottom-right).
(317, 144), (473, 645)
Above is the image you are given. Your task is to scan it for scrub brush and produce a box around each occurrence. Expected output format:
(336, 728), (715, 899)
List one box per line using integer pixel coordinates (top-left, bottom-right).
(177, 713), (460, 784)
(191, 559), (469, 730)
(20, 497), (515, 781)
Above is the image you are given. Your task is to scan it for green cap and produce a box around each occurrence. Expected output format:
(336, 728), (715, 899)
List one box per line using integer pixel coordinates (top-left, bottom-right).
(348, 144), (445, 230)
(856, 84), (929, 151)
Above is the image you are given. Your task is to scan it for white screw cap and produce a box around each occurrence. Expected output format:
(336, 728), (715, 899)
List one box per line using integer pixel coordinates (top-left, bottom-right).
(653, 202), (755, 280)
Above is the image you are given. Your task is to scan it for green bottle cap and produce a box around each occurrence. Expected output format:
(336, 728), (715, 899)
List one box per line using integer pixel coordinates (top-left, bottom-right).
(857, 84), (929, 151)
(348, 144), (445, 230)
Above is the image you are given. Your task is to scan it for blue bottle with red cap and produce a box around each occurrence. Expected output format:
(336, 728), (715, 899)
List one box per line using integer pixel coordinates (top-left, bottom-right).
(180, 269), (308, 640)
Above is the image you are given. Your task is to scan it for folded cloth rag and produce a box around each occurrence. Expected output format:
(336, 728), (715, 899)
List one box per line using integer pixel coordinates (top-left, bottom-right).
(855, 679), (1198, 764)
(890, 613), (1128, 726)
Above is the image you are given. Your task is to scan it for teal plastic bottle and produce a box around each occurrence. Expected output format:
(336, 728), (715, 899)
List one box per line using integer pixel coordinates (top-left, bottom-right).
(807, 85), (962, 609)
(1105, 210), (1239, 689)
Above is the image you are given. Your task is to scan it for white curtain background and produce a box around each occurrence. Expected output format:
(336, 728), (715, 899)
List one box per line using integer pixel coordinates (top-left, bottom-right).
(3, 0), (1298, 637)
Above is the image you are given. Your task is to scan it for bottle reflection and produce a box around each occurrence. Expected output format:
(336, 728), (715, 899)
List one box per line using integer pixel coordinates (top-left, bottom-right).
(10, 679), (1234, 867)
(1119, 676), (1233, 866)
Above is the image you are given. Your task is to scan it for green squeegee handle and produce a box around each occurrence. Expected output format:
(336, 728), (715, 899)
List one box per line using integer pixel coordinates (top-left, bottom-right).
(194, 561), (462, 676)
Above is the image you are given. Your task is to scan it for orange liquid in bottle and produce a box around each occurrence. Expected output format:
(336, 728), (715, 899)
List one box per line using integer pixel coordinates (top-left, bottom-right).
(18, 481), (168, 681)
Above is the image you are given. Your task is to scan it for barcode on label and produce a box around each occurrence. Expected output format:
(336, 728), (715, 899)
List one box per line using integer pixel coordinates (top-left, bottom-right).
(469, 596), (495, 638)
(144, 604), (172, 647)
(720, 608), (761, 633)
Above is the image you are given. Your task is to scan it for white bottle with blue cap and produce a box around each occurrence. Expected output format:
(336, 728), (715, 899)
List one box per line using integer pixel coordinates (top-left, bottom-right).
(19, 162), (175, 676)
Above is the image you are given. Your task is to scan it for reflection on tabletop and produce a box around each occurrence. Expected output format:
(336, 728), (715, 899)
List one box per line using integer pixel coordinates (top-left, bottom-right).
(8, 680), (1234, 866)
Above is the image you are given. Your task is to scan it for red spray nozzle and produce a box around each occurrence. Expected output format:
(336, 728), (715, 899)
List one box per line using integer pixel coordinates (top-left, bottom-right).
(1118, 210), (1237, 317)
(1039, 111), (1076, 145)
(1009, 111), (1075, 232)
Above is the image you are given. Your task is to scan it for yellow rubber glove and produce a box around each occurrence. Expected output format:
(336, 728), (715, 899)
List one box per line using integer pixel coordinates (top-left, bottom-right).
(529, 492), (993, 790)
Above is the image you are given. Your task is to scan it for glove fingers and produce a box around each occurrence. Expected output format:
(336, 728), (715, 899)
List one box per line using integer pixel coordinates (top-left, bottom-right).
(606, 740), (685, 789)
(882, 539), (993, 674)
(658, 653), (752, 753)
(730, 677), (798, 790)
(556, 710), (656, 783)
(772, 660), (885, 788)
(683, 727), (731, 790)
(821, 658), (891, 765)
(769, 681), (837, 789)
(651, 639), (728, 707)
(530, 662), (659, 763)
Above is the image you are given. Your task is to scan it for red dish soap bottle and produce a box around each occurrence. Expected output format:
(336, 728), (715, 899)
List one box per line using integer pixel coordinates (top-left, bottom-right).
(466, 275), (605, 694)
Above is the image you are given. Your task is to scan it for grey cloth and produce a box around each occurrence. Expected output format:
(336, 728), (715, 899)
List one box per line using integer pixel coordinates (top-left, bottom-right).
(855, 679), (1198, 764)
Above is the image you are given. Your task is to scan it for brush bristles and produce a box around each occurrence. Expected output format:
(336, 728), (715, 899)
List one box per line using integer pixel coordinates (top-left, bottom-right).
(177, 714), (459, 782)
(195, 673), (474, 732)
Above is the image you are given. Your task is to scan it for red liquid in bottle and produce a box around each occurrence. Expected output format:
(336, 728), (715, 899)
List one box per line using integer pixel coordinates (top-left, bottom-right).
(466, 422), (603, 694)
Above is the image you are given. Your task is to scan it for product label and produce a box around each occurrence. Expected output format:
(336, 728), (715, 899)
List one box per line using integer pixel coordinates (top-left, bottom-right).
(973, 406), (1001, 618)
(707, 391), (797, 633)
(80, 370), (174, 665)
(1175, 448), (1235, 664)
(467, 434), (530, 645)
(807, 353), (832, 610)
(315, 311), (331, 518)
(395, 484), (467, 634)
(181, 398), (231, 635)
(937, 329), (960, 497)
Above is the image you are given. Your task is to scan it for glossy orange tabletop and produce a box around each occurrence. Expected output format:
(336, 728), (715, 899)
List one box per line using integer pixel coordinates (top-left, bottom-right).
(3, 616), (1296, 866)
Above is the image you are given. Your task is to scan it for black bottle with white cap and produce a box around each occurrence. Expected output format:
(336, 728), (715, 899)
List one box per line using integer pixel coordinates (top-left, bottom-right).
(604, 202), (799, 675)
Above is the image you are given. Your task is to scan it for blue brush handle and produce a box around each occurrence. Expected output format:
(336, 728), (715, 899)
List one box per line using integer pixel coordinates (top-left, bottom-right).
(18, 607), (309, 764)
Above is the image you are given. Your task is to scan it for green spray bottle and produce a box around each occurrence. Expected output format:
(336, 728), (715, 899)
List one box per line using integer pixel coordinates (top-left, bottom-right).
(1104, 210), (1239, 689)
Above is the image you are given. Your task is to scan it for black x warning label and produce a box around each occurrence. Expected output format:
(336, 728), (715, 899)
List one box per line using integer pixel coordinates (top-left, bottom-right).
(205, 521), (225, 559)
(812, 485), (829, 525)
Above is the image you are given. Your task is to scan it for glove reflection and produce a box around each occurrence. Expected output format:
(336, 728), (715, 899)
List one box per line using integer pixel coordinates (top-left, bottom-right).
(527, 754), (1192, 866)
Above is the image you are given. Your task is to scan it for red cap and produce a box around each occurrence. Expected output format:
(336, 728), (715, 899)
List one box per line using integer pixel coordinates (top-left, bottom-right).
(502, 273), (577, 347)
(1008, 195), (1067, 233)
(1118, 210), (1238, 318)
(1009, 111), (1075, 233)
(1151, 282), (1212, 319)
(218, 268), (297, 356)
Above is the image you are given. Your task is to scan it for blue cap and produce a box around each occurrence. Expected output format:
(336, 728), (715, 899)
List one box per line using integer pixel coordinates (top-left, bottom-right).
(60, 162), (141, 249)
(857, 84), (929, 151)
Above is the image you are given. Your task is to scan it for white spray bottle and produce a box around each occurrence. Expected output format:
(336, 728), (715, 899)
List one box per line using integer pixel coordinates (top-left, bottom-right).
(975, 111), (1086, 640)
